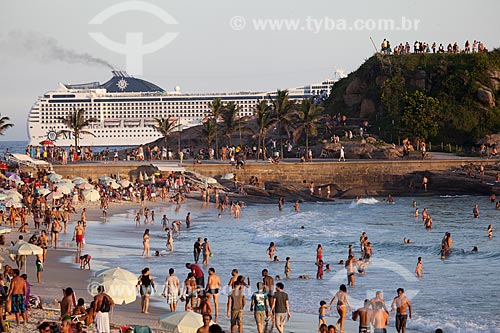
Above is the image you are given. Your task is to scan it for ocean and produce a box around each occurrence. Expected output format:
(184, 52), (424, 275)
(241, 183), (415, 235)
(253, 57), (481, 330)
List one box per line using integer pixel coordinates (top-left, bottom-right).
(74, 196), (500, 333)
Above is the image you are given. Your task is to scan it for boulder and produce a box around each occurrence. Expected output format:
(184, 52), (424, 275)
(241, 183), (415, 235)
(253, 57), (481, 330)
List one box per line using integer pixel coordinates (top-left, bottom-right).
(477, 86), (495, 107)
(360, 99), (376, 117)
(366, 137), (377, 144)
(344, 78), (363, 106)
(243, 185), (270, 197)
(486, 70), (500, 91)
(264, 182), (303, 197)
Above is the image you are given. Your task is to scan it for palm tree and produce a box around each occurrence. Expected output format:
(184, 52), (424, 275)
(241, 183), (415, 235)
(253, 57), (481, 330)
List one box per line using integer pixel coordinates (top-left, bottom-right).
(0, 114), (14, 136)
(151, 116), (179, 150)
(58, 108), (97, 148)
(254, 100), (275, 160)
(208, 98), (224, 159)
(269, 90), (295, 158)
(220, 102), (239, 146)
(293, 99), (325, 160)
(201, 118), (217, 151)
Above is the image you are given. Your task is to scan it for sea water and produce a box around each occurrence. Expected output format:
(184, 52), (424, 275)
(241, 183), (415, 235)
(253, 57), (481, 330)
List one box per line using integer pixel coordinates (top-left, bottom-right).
(76, 196), (499, 332)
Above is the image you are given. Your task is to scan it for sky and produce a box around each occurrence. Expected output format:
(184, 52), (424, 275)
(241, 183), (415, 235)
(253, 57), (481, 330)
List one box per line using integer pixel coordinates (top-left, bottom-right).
(1, 0), (499, 141)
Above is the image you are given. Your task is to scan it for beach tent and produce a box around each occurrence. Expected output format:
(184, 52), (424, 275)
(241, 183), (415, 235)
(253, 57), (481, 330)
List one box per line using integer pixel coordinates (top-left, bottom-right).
(159, 311), (206, 333)
(89, 276), (136, 305)
(95, 267), (138, 285)
(83, 189), (100, 202)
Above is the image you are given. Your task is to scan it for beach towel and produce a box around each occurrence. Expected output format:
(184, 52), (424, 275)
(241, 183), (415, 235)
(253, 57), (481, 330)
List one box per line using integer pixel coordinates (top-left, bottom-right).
(95, 311), (110, 333)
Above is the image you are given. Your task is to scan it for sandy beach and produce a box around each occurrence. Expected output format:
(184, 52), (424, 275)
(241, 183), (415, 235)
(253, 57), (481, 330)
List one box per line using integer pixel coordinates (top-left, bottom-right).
(0, 194), (427, 333)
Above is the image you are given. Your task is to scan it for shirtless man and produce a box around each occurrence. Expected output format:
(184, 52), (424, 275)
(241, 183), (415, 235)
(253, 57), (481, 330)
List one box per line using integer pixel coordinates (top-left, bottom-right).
(7, 269), (28, 325)
(93, 286), (114, 333)
(372, 301), (389, 333)
(228, 269), (239, 289)
(205, 267), (221, 322)
(345, 255), (355, 286)
(370, 291), (388, 312)
(391, 288), (412, 333)
(81, 208), (87, 227)
(352, 299), (373, 333)
(73, 221), (85, 251)
(261, 269), (274, 318)
(196, 314), (212, 333)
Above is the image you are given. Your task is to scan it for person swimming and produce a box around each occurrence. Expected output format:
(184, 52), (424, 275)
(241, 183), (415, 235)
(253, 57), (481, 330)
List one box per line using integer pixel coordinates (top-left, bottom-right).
(403, 237), (413, 244)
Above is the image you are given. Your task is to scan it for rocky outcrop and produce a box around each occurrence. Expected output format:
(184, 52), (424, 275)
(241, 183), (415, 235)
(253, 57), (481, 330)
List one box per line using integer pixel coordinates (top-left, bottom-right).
(414, 70), (426, 90)
(344, 78), (364, 106)
(487, 70), (500, 91)
(477, 86), (495, 107)
(360, 99), (376, 117)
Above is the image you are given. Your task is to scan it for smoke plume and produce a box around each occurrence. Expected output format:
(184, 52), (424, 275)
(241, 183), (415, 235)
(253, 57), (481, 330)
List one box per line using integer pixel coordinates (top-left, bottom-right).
(0, 30), (114, 69)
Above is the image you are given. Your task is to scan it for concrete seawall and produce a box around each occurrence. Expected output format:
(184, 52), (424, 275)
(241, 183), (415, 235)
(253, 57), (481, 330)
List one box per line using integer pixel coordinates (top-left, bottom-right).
(53, 159), (488, 192)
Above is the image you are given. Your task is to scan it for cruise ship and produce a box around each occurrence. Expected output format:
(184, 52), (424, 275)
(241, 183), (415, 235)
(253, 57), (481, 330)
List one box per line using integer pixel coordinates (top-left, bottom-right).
(27, 71), (339, 147)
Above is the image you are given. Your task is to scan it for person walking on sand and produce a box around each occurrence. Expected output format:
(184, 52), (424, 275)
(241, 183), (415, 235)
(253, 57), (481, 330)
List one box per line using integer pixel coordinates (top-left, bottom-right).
(93, 285), (114, 332)
(329, 284), (352, 333)
(7, 269), (28, 325)
(206, 267), (221, 322)
(250, 282), (269, 333)
(141, 229), (150, 257)
(391, 288), (412, 333)
(137, 267), (155, 314)
(80, 208), (87, 227)
(269, 282), (291, 333)
(227, 281), (246, 333)
(202, 238), (211, 265)
(162, 268), (180, 313)
(72, 221), (85, 251)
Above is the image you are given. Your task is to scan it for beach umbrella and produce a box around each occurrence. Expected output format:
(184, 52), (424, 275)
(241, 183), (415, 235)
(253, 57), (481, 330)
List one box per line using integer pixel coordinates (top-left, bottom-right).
(39, 140), (54, 146)
(95, 267), (138, 285)
(57, 179), (74, 187)
(159, 311), (206, 332)
(45, 191), (64, 201)
(98, 176), (112, 182)
(36, 188), (51, 196)
(8, 174), (21, 182)
(4, 200), (22, 208)
(203, 177), (217, 184)
(119, 179), (131, 188)
(78, 183), (94, 190)
(72, 177), (87, 185)
(0, 227), (12, 234)
(108, 181), (120, 189)
(47, 173), (62, 182)
(5, 190), (23, 202)
(89, 276), (137, 305)
(0, 193), (8, 201)
(83, 189), (100, 202)
(5, 172), (16, 177)
(57, 185), (73, 195)
(9, 242), (43, 256)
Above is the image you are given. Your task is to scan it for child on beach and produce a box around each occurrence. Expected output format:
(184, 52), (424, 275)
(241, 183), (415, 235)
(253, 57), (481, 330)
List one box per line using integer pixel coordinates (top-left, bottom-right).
(318, 300), (328, 329)
(284, 257), (291, 280)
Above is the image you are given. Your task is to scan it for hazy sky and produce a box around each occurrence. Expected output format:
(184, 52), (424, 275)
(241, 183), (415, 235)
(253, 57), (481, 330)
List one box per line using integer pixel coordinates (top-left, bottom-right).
(1, 0), (498, 141)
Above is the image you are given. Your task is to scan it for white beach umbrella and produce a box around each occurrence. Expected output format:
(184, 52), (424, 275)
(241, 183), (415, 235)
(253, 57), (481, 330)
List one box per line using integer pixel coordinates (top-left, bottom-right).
(108, 181), (120, 189)
(159, 311), (206, 332)
(83, 189), (100, 202)
(5, 200), (22, 208)
(56, 180), (74, 188)
(5, 191), (23, 202)
(0, 227), (12, 234)
(36, 188), (51, 196)
(55, 183), (73, 195)
(95, 267), (138, 285)
(98, 176), (112, 182)
(9, 242), (43, 256)
(46, 191), (64, 201)
(47, 173), (63, 182)
(72, 177), (86, 184)
(89, 276), (137, 305)
(78, 183), (94, 190)
(119, 179), (131, 188)
(0, 193), (8, 201)
(8, 174), (21, 182)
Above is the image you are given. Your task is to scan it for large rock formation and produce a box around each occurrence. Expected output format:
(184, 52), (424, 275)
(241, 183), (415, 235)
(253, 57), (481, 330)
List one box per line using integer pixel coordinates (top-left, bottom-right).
(477, 86), (496, 107)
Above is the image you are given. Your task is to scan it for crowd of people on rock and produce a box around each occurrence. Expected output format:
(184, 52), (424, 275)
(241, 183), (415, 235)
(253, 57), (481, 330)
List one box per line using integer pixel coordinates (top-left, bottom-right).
(381, 39), (487, 55)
